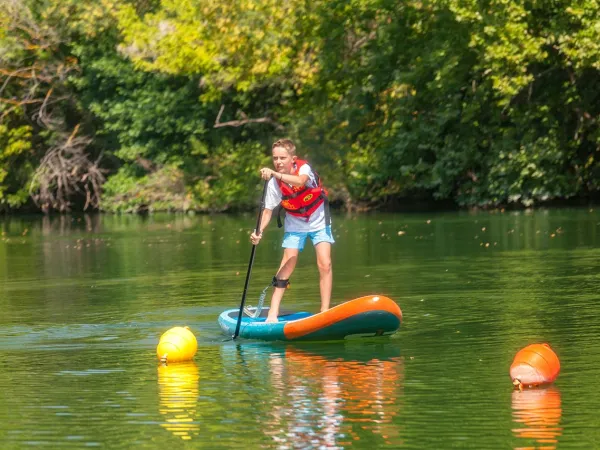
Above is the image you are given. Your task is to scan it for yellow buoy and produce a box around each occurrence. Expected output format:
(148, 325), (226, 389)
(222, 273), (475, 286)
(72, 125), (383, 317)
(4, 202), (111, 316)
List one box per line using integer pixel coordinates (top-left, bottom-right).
(156, 326), (198, 363)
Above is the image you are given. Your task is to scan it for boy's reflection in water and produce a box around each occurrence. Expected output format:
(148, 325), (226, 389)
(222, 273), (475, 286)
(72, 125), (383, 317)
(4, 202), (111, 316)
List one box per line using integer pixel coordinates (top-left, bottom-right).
(264, 346), (404, 448)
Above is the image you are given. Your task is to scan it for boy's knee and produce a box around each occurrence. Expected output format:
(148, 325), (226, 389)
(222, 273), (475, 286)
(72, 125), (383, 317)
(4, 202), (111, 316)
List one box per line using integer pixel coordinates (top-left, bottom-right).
(317, 260), (332, 274)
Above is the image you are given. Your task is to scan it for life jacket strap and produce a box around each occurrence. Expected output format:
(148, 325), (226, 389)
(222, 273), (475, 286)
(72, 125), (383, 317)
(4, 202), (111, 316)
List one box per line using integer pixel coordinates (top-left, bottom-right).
(275, 204), (284, 228)
(324, 196), (331, 227)
(276, 193), (331, 228)
(281, 187), (310, 201)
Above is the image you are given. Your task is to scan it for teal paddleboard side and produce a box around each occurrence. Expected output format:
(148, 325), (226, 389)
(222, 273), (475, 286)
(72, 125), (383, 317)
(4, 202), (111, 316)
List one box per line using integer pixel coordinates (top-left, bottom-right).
(218, 308), (399, 341)
(285, 310), (401, 341)
(218, 309), (311, 340)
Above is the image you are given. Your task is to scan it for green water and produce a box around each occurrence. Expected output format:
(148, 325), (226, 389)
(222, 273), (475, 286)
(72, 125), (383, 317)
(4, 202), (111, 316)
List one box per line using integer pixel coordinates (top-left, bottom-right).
(1, 209), (600, 449)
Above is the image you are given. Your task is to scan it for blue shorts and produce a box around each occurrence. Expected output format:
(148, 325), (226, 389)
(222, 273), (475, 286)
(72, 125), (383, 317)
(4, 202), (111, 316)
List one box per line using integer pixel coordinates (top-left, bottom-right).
(282, 226), (335, 251)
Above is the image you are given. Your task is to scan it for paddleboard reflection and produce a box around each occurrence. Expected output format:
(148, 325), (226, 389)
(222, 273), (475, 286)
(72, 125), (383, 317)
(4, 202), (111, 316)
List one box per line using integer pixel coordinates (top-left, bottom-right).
(229, 341), (405, 448)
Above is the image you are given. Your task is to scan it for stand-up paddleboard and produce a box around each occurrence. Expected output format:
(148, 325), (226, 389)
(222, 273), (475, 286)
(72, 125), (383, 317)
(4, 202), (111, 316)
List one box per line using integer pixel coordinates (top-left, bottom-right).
(219, 295), (402, 341)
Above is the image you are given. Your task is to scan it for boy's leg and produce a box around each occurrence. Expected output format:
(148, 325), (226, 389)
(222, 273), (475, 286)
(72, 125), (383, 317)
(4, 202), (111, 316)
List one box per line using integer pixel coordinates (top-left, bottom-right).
(315, 242), (332, 312)
(266, 248), (299, 323)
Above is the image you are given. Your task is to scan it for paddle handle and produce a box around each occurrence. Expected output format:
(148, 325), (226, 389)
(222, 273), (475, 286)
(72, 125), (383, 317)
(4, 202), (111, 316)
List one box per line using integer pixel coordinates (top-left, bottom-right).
(233, 180), (269, 339)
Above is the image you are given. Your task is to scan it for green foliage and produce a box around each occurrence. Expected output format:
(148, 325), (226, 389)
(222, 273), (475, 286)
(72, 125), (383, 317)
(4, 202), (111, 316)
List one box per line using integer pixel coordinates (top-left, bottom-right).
(101, 164), (191, 213)
(190, 140), (271, 211)
(0, 120), (34, 208)
(114, 0), (320, 99)
(2, 0), (600, 212)
(74, 46), (209, 164)
(101, 141), (269, 212)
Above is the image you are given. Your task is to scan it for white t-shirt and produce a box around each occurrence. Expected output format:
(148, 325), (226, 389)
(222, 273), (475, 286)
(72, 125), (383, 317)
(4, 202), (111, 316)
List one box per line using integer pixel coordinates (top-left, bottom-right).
(264, 163), (328, 232)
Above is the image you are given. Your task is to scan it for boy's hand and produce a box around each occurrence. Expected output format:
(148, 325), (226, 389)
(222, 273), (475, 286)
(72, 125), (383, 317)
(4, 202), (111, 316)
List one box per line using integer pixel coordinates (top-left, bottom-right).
(260, 168), (275, 180)
(250, 230), (263, 245)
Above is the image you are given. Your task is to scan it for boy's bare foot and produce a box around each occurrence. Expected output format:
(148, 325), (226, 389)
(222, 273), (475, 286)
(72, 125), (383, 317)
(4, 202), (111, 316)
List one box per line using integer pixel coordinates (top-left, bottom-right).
(265, 316), (279, 323)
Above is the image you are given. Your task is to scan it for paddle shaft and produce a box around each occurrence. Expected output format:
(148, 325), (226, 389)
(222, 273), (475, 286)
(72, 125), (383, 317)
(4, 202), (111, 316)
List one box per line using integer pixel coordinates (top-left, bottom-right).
(233, 180), (269, 339)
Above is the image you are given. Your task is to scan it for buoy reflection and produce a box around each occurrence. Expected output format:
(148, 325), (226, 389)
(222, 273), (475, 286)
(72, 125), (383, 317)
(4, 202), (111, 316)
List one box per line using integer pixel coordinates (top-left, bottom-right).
(157, 361), (200, 440)
(512, 386), (562, 449)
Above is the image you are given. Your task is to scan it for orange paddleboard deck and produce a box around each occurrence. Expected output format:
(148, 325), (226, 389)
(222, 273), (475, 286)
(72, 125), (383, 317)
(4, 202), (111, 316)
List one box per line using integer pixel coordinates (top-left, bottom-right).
(218, 295), (402, 341)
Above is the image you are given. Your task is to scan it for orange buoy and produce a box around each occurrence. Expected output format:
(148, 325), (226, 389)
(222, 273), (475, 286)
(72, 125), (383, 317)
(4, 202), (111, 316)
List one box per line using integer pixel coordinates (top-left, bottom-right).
(156, 326), (198, 363)
(510, 343), (560, 389)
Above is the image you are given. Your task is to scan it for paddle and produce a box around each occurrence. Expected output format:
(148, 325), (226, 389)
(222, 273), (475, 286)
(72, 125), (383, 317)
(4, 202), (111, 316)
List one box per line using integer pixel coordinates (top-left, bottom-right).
(233, 179), (269, 339)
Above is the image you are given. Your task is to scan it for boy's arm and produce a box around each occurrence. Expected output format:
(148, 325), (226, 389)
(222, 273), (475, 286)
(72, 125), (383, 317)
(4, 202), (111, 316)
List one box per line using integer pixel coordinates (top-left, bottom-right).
(257, 208), (273, 235)
(261, 168), (308, 187)
(278, 172), (308, 187)
(250, 208), (273, 245)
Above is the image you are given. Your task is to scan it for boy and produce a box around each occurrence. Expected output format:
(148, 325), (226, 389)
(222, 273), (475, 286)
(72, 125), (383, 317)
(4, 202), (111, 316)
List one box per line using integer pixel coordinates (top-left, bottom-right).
(250, 139), (334, 323)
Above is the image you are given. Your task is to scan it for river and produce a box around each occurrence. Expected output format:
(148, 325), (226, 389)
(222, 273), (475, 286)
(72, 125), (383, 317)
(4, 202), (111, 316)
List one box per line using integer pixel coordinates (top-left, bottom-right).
(1, 208), (599, 448)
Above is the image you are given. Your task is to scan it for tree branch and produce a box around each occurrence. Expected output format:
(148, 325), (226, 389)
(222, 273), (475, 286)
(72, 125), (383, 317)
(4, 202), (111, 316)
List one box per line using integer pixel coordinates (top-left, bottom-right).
(214, 104), (284, 130)
(29, 124), (106, 212)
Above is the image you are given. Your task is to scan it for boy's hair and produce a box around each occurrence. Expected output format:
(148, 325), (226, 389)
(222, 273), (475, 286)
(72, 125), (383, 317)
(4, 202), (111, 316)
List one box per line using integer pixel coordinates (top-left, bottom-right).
(272, 139), (296, 156)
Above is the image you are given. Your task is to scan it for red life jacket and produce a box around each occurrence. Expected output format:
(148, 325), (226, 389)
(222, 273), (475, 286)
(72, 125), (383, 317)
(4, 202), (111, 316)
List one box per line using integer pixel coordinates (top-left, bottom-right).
(276, 159), (328, 222)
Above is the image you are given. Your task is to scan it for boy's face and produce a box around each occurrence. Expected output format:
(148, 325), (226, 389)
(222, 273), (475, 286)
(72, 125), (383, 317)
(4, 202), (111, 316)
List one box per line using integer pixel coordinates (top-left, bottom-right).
(272, 146), (296, 174)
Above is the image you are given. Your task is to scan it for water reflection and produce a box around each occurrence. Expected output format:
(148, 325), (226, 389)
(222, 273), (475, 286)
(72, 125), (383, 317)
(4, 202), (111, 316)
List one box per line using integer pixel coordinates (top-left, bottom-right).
(511, 387), (562, 450)
(157, 362), (200, 441)
(261, 343), (404, 448)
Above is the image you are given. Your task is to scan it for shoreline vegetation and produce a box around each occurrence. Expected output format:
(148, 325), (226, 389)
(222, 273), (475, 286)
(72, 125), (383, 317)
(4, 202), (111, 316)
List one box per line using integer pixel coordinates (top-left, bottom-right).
(1, 195), (598, 217)
(2, 1), (600, 215)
